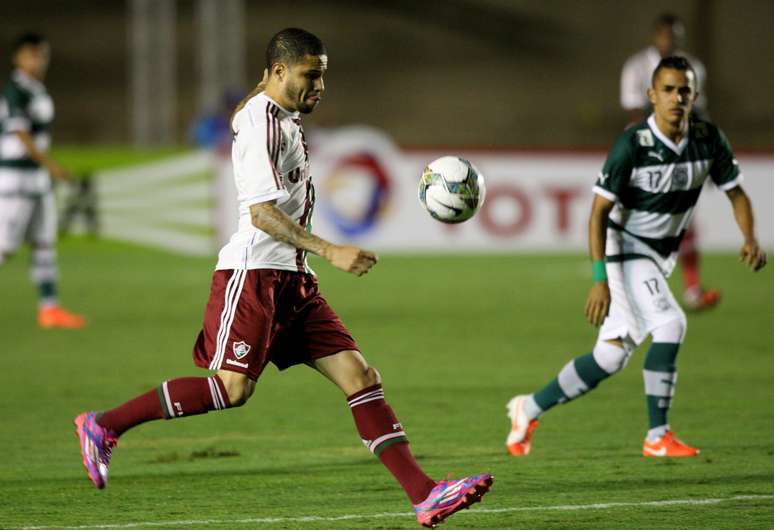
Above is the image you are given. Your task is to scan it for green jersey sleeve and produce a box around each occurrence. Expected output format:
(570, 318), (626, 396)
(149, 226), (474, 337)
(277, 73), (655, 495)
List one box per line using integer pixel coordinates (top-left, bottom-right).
(709, 127), (741, 191)
(593, 133), (634, 201)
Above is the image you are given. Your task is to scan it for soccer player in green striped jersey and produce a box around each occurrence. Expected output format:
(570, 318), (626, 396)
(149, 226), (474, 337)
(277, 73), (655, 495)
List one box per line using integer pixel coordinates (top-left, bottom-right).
(506, 56), (767, 458)
(0, 33), (85, 328)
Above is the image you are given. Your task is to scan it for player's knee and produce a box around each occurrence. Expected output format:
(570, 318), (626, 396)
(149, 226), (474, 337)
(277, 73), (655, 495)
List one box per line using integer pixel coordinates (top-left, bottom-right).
(351, 365), (381, 392)
(651, 315), (687, 343)
(217, 371), (255, 407)
(592, 339), (634, 374)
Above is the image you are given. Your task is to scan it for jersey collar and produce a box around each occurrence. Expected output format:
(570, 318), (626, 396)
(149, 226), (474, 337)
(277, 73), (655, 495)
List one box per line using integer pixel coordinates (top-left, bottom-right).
(647, 114), (689, 155)
(12, 68), (45, 93)
(259, 92), (299, 118)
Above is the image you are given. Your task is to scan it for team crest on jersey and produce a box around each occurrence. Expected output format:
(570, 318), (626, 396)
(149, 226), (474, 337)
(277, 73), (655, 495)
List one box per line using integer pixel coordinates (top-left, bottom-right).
(232, 341), (251, 359)
(637, 130), (655, 147)
(672, 166), (689, 189)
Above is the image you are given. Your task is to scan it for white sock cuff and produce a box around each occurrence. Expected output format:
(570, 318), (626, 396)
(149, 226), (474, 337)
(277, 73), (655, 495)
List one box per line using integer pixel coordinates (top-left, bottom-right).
(524, 395), (543, 420)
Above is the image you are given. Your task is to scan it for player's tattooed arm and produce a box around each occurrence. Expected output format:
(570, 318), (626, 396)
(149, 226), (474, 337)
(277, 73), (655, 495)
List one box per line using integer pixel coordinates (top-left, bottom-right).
(14, 131), (72, 182)
(726, 186), (767, 272)
(250, 201), (377, 276)
(585, 194), (616, 326)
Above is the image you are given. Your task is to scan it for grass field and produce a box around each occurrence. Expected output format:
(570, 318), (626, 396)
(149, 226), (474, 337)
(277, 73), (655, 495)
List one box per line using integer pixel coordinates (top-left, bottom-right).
(1, 239), (773, 529)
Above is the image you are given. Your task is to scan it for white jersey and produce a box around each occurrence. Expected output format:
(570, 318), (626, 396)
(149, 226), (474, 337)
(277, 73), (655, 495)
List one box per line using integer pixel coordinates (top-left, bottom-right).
(620, 46), (707, 113)
(215, 93), (315, 273)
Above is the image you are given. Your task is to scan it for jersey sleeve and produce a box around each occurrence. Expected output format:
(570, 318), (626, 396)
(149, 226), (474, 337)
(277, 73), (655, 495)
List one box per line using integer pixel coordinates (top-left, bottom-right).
(231, 108), (289, 206)
(709, 127), (742, 191)
(593, 134), (633, 202)
(2, 84), (31, 133)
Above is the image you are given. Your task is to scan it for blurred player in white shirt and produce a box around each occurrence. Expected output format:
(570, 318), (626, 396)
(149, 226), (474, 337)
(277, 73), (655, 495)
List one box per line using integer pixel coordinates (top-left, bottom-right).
(0, 32), (85, 328)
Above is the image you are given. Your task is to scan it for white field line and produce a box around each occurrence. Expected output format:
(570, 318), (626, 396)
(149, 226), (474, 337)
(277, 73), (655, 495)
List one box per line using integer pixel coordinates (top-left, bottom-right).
(15, 494), (774, 529)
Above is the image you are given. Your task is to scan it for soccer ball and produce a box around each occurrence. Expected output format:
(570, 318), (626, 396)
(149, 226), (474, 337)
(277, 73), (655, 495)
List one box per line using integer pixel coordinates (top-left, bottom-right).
(418, 156), (486, 224)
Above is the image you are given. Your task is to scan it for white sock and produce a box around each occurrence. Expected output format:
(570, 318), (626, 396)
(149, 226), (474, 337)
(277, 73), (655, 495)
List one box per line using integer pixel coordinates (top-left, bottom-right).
(647, 424), (669, 442)
(524, 394), (543, 421)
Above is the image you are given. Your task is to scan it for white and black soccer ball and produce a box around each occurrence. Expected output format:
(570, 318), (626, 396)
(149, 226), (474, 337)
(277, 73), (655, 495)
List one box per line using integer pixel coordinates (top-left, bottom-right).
(418, 156), (486, 224)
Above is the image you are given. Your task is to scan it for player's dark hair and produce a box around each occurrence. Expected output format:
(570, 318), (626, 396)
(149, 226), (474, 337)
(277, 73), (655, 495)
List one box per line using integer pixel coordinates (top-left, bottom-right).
(265, 28), (326, 70)
(12, 32), (47, 54)
(651, 56), (695, 87)
(653, 13), (683, 29)
(232, 28), (325, 122)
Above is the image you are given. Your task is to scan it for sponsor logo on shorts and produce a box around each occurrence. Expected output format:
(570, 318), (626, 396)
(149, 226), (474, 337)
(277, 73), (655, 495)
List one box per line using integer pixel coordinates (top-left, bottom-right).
(654, 296), (672, 311)
(226, 358), (249, 369)
(233, 340), (251, 359)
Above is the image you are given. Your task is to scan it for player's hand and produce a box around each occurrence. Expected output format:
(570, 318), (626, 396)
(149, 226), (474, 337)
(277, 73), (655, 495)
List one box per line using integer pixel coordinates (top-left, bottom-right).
(585, 281), (610, 327)
(324, 244), (378, 276)
(740, 240), (767, 272)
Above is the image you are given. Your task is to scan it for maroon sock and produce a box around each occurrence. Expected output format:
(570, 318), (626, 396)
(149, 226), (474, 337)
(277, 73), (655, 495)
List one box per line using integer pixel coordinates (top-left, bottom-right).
(679, 225), (701, 290)
(347, 384), (436, 504)
(97, 376), (231, 436)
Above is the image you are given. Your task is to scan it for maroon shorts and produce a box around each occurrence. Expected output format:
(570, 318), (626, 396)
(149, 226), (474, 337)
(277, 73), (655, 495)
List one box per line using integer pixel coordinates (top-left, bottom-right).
(192, 269), (359, 380)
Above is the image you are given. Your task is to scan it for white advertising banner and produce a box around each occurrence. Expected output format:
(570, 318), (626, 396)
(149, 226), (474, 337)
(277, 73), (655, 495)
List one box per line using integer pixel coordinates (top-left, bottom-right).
(96, 127), (772, 256)
(299, 127), (773, 253)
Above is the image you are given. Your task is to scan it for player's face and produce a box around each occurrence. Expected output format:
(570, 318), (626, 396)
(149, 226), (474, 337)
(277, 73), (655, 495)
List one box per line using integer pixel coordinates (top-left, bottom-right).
(283, 54), (327, 114)
(13, 43), (50, 80)
(653, 23), (684, 57)
(648, 68), (697, 126)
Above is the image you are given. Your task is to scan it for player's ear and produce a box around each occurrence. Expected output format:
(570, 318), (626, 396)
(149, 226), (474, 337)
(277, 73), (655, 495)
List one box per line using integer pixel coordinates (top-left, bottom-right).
(647, 87), (656, 106)
(270, 62), (286, 81)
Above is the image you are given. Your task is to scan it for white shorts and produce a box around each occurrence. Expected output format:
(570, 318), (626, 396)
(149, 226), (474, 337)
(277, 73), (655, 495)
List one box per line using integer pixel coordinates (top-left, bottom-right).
(0, 167), (55, 252)
(0, 191), (57, 252)
(598, 258), (685, 346)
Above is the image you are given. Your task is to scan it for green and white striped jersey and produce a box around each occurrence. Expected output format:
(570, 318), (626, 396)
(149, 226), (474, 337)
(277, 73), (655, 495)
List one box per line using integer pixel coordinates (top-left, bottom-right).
(0, 69), (54, 169)
(593, 115), (742, 276)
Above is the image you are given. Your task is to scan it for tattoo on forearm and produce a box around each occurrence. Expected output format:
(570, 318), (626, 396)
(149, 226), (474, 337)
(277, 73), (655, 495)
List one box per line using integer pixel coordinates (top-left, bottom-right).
(251, 204), (329, 256)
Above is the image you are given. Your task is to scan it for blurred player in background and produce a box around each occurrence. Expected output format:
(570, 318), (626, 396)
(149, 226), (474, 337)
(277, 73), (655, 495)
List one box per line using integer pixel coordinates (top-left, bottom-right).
(621, 13), (718, 311)
(75, 28), (491, 528)
(0, 32), (85, 329)
(506, 57), (766, 458)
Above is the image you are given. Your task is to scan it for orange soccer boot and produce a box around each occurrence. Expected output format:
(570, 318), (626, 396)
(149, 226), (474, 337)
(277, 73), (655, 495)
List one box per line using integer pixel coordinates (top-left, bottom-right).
(506, 395), (539, 456)
(38, 305), (86, 329)
(683, 287), (721, 311)
(642, 431), (700, 457)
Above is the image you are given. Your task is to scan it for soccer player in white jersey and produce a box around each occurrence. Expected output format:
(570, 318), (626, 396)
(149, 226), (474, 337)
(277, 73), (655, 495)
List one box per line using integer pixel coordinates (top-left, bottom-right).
(506, 56), (766, 458)
(75, 28), (492, 527)
(621, 13), (718, 311)
(0, 32), (85, 328)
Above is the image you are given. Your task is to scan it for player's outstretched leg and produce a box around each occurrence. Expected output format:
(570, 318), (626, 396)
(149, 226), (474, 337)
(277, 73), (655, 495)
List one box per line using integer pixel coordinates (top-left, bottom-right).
(641, 317), (699, 457)
(314, 350), (493, 527)
(506, 339), (633, 456)
(74, 374), (235, 488)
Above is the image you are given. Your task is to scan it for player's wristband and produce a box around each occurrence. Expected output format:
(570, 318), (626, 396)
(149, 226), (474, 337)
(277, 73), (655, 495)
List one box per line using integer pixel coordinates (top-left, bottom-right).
(591, 260), (607, 282)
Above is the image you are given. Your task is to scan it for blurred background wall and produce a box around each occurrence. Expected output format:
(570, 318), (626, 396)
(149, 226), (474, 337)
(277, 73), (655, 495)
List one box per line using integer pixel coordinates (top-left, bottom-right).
(0, 0), (772, 148)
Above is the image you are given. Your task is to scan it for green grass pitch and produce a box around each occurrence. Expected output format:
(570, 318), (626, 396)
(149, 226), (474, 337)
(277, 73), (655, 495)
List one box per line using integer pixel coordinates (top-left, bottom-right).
(1, 239), (772, 529)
